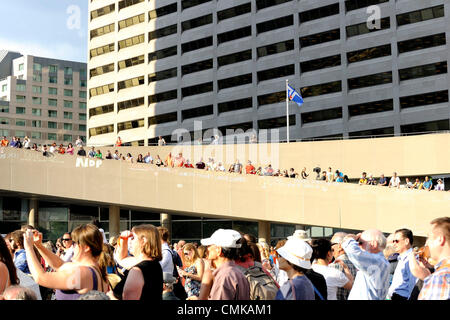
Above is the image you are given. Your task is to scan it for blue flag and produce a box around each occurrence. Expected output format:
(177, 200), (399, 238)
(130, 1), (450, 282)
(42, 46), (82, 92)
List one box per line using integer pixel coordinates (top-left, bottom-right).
(287, 85), (304, 107)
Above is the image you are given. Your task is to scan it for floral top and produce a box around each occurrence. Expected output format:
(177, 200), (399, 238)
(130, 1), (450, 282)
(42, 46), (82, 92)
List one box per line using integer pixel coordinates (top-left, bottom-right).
(184, 264), (201, 297)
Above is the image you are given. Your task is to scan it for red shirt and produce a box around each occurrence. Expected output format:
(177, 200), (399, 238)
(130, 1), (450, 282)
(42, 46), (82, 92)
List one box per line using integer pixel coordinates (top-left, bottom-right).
(246, 164), (256, 174)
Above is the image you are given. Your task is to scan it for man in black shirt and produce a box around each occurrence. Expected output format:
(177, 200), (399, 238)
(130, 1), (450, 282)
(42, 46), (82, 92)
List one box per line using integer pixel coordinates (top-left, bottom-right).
(196, 158), (205, 169)
(77, 146), (86, 157)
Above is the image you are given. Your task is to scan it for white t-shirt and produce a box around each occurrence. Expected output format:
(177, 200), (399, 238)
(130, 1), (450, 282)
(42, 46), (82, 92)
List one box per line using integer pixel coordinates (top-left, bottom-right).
(312, 264), (349, 300)
(389, 176), (401, 187)
(16, 269), (42, 300)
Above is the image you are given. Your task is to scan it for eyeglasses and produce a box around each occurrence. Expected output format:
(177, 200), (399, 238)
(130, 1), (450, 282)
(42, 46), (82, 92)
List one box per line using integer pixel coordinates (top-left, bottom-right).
(62, 238), (72, 241)
(392, 239), (401, 244)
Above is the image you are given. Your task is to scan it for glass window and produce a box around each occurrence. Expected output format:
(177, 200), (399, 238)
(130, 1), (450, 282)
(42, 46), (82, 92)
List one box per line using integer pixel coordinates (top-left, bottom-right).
(48, 122), (57, 129)
(31, 132), (41, 139)
(182, 0), (212, 10)
(218, 50), (252, 67)
(32, 97), (42, 105)
(300, 54), (341, 73)
(299, 3), (339, 23)
(118, 0), (144, 11)
(16, 84), (26, 92)
(16, 95), (26, 103)
(218, 74), (252, 90)
(18, 63), (24, 71)
(182, 14), (212, 32)
(89, 104), (114, 117)
(64, 89), (73, 97)
(217, 3), (251, 21)
(348, 71), (392, 90)
(91, 3), (115, 20)
(218, 26), (251, 44)
(118, 34), (145, 50)
(256, 0), (291, 10)
(118, 76), (145, 91)
(345, 0), (388, 12)
(148, 25), (177, 41)
(64, 134), (72, 142)
(48, 110), (57, 118)
(64, 123), (73, 130)
(118, 97), (144, 111)
(300, 28), (340, 48)
(396, 5), (444, 27)
(47, 133), (57, 140)
(79, 102), (87, 109)
(33, 63), (42, 71)
(15, 119), (26, 126)
(117, 118), (145, 132)
(90, 63), (114, 78)
(148, 89), (177, 104)
(346, 17), (390, 38)
(32, 108), (41, 116)
(400, 90), (448, 110)
(182, 82), (213, 98)
(182, 36), (213, 53)
(33, 74), (42, 82)
(257, 39), (294, 58)
(15, 130), (26, 138)
(90, 43), (115, 59)
(349, 126), (394, 138)
(301, 81), (342, 98)
(64, 112), (73, 119)
(218, 97), (252, 113)
(0, 118), (8, 125)
(257, 91), (285, 106)
(49, 65), (58, 73)
(48, 87), (58, 95)
(48, 99), (58, 106)
(182, 59), (213, 75)
(49, 76), (57, 84)
(401, 119), (449, 134)
(148, 46), (177, 62)
(79, 113), (86, 121)
(90, 23), (115, 40)
(79, 91), (87, 99)
(64, 100), (73, 108)
(64, 78), (73, 86)
(79, 124), (86, 131)
(1, 84), (7, 92)
(90, 83), (114, 97)
(148, 68), (177, 83)
(301, 107), (342, 124)
(258, 115), (295, 129)
(32, 120), (41, 128)
(349, 99), (393, 117)
(398, 33), (446, 54)
(64, 67), (73, 76)
(32, 86), (42, 94)
(257, 64), (294, 82)
(149, 3), (177, 20)
(118, 13), (145, 30)
(118, 55), (144, 70)
(398, 62), (447, 82)
(347, 44), (391, 64)
(148, 112), (177, 126)
(182, 105), (213, 121)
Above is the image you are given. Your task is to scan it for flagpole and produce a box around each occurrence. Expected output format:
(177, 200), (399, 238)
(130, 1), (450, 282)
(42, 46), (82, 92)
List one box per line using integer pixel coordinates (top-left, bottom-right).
(286, 79), (289, 144)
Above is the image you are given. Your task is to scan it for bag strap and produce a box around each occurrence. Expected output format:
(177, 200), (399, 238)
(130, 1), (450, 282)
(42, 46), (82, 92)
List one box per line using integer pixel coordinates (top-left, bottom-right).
(311, 282), (324, 300)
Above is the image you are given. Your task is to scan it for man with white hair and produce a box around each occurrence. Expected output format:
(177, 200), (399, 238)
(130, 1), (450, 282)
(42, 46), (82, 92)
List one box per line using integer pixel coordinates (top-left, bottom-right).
(330, 232), (357, 300)
(342, 229), (390, 300)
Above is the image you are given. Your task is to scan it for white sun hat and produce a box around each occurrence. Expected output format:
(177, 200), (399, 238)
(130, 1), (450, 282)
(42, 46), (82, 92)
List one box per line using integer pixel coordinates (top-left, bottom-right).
(276, 237), (313, 269)
(288, 229), (312, 242)
(200, 229), (242, 248)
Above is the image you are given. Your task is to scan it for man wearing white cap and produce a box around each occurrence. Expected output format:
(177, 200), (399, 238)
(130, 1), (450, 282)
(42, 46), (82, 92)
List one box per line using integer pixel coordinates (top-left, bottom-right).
(200, 229), (250, 300)
(275, 237), (315, 300)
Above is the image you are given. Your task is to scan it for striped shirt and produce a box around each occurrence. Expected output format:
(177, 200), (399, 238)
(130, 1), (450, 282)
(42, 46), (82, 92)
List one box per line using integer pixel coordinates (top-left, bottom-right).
(342, 238), (390, 300)
(330, 254), (358, 300)
(418, 258), (450, 300)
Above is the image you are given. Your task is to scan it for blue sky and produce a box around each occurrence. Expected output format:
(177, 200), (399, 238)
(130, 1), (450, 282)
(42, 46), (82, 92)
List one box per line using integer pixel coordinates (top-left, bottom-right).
(0, 0), (88, 62)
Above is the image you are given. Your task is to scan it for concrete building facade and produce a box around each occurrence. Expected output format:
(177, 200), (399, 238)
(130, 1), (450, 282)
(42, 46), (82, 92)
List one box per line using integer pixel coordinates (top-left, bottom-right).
(0, 50), (87, 146)
(87, 0), (450, 146)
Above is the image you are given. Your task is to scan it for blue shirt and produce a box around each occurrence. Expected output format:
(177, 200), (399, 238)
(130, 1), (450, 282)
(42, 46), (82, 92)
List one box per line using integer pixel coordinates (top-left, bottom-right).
(388, 248), (417, 298)
(423, 180), (432, 189)
(276, 275), (315, 300)
(342, 239), (390, 300)
(14, 249), (30, 274)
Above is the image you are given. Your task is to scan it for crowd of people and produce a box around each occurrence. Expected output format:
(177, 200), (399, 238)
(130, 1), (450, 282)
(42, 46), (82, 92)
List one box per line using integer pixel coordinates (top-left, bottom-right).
(0, 216), (448, 300)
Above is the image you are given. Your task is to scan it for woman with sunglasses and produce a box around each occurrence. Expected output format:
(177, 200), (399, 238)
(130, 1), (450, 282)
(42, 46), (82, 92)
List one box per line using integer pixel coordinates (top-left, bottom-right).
(112, 225), (163, 300)
(23, 224), (109, 300)
(178, 243), (204, 298)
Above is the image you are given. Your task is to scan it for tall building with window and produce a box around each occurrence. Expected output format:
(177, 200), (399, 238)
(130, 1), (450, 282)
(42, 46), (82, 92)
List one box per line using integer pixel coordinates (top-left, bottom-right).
(87, 0), (450, 146)
(0, 50), (87, 145)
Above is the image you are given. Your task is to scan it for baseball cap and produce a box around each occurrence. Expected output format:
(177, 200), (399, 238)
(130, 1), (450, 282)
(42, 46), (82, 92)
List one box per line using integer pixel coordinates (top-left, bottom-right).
(276, 238), (313, 269)
(288, 230), (311, 242)
(200, 229), (242, 248)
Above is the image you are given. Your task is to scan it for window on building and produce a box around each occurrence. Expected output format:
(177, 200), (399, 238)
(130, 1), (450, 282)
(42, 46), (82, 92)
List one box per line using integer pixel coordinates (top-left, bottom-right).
(301, 81), (342, 98)
(218, 26), (251, 44)
(90, 23), (115, 40)
(48, 122), (57, 129)
(257, 39), (294, 58)
(89, 124), (114, 137)
(32, 108), (41, 116)
(218, 74), (252, 90)
(64, 89), (73, 97)
(47, 133), (57, 140)
(16, 95), (26, 103)
(118, 97), (144, 111)
(149, 89), (177, 104)
(348, 71), (392, 90)
(182, 0), (212, 10)
(148, 25), (177, 41)
(118, 34), (145, 50)
(0, 118), (8, 125)
(182, 14), (212, 32)
(258, 115), (295, 129)
(398, 61), (447, 82)
(400, 90), (448, 110)
(48, 87), (57, 95)
(63, 134), (72, 142)
(48, 110), (57, 118)
(18, 63), (24, 71)
(149, 112), (177, 126)
(148, 46), (177, 62)
(346, 17), (390, 38)
(182, 59), (213, 75)
(398, 33), (446, 54)
(182, 82), (213, 98)
(64, 123), (73, 131)
(218, 50), (252, 67)
(148, 68), (177, 83)
(49, 76), (57, 84)
(348, 99), (394, 117)
(257, 64), (294, 82)
(49, 65), (58, 73)
(345, 0), (388, 12)
(91, 3), (115, 20)
(149, 3), (177, 20)
(299, 3), (339, 23)
(64, 67), (73, 76)
(256, 0), (291, 10)
(64, 100), (73, 108)
(218, 97), (252, 113)
(15, 119), (26, 126)
(16, 84), (26, 92)
(257, 91), (285, 106)
(31, 132), (42, 140)
(257, 15), (293, 34)
(118, 118), (145, 132)
(300, 28), (340, 48)
(90, 43), (115, 59)
(118, 55), (144, 70)
(90, 63), (114, 78)
(90, 83), (114, 97)
(300, 54), (341, 73)
(301, 107), (342, 124)
(32, 86), (42, 94)
(64, 78), (73, 86)
(89, 104), (114, 117)
(349, 126), (394, 138)
(118, 13), (144, 30)
(33, 74), (42, 82)
(64, 112), (73, 119)
(32, 97), (42, 105)
(182, 105), (213, 121)
(401, 119), (449, 134)
(79, 124), (86, 131)
(79, 91), (87, 99)
(347, 44), (391, 64)
(33, 63), (42, 71)
(32, 120), (41, 128)
(217, 3), (251, 21)
(182, 36), (213, 53)
(48, 99), (57, 107)
(15, 131), (26, 138)
(396, 5), (444, 27)
(118, 76), (145, 90)
(118, 0), (144, 11)
(79, 102), (87, 109)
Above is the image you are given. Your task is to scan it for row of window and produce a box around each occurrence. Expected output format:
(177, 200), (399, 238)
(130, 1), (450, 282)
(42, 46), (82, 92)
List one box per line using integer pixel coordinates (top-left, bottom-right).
(16, 94), (86, 104)
(0, 130), (81, 142)
(10, 107), (86, 120)
(5, 118), (86, 130)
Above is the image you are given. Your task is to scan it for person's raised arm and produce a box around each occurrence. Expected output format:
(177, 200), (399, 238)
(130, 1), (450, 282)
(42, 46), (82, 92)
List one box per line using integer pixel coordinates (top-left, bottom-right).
(30, 231), (65, 270)
(115, 231), (138, 270)
(408, 250), (431, 281)
(342, 235), (381, 274)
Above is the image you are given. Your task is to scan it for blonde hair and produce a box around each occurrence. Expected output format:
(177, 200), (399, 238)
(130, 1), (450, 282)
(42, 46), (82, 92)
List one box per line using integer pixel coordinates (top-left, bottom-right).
(182, 243), (200, 267)
(132, 224), (162, 261)
(197, 245), (207, 259)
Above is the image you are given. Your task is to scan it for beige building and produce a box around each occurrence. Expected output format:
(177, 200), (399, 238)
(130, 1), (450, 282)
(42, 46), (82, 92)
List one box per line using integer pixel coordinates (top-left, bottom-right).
(0, 50), (87, 146)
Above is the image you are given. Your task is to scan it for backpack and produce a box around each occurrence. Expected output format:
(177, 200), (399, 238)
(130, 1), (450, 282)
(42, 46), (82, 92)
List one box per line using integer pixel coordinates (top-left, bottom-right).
(164, 248), (187, 300)
(238, 262), (279, 300)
